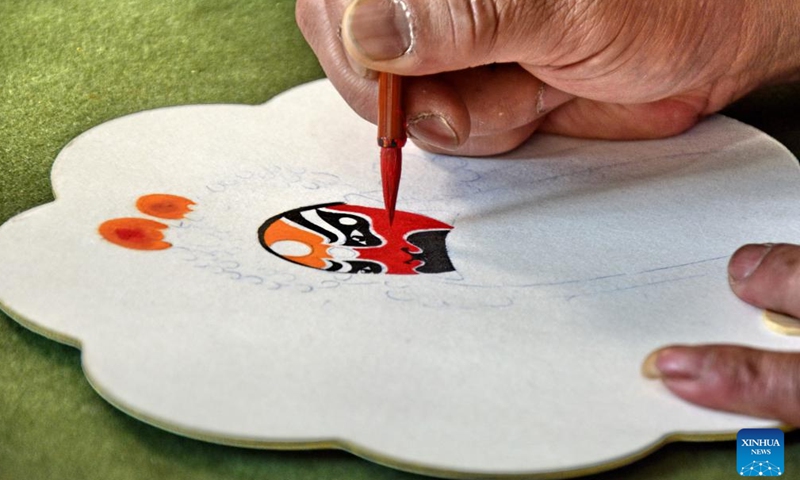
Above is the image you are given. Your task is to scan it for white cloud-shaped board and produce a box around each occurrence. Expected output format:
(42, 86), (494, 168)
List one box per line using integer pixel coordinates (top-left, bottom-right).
(1, 80), (800, 478)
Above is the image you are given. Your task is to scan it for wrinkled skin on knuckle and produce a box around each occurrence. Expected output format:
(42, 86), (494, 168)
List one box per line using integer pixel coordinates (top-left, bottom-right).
(424, 0), (573, 67)
(727, 350), (764, 399)
(712, 348), (800, 424)
(430, 0), (502, 67)
(517, 0), (629, 66)
(766, 246), (800, 314)
(528, 0), (750, 105)
(697, 347), (749, 401)
(491, 0), (595, 65)
(759, 353), (800, 424)
(772, 245), (800, 283)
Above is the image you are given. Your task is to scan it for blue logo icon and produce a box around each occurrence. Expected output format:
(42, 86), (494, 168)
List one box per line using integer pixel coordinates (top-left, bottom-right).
(737, 428), (784, 476)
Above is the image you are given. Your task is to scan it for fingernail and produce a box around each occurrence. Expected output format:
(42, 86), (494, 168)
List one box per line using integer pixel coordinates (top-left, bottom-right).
(407, 113), (460, 149)
(536, 84), (574, 115)
(642, 347), (707, 380)
(343, 0), (412, 61)
(344, 51), (376, 79)
(729, 243), (773, 283)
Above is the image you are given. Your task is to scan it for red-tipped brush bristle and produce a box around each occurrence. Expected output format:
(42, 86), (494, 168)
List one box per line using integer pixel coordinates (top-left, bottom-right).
(380, 147), (402, 225)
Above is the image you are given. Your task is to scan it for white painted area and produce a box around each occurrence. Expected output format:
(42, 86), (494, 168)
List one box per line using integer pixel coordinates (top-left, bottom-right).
(270, 240), (313, 258)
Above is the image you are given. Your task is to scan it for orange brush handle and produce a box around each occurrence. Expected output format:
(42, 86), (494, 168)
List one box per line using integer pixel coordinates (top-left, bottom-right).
(378, 72), (406, 148)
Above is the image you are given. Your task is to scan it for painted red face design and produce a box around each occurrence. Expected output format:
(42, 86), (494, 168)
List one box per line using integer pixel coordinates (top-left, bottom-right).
(258, 203), (455, 275)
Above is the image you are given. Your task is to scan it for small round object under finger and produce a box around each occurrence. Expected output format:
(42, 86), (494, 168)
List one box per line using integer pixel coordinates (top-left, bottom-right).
(763, 310), (800, 336)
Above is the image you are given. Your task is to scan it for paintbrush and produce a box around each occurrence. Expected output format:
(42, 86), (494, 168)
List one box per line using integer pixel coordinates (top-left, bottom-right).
(377, 71), (406, 225)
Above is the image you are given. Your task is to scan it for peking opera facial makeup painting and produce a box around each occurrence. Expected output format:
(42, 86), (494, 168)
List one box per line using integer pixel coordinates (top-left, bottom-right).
(258, 203), (455, 275)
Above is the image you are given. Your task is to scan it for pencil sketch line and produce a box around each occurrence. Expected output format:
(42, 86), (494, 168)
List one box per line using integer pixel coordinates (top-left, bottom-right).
(511, 272), (629, 288)
(566, 273), (708, 301)
(637, 255), (728, 274)
(434, 272), (628, 290)
(458, 156), (657, 196)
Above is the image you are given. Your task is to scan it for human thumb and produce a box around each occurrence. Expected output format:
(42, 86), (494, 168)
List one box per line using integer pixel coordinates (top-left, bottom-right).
(340, 0), (569, 75)
(728, 243), (800, 319)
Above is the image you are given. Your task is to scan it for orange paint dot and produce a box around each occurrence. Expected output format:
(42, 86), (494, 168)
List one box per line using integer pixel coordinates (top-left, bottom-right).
(136, 194), (195, 220)
(99, 218), (171, 250)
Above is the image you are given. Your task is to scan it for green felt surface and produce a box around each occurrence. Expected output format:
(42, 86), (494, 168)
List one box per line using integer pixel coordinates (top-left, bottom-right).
(1, 1), (800, 479)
